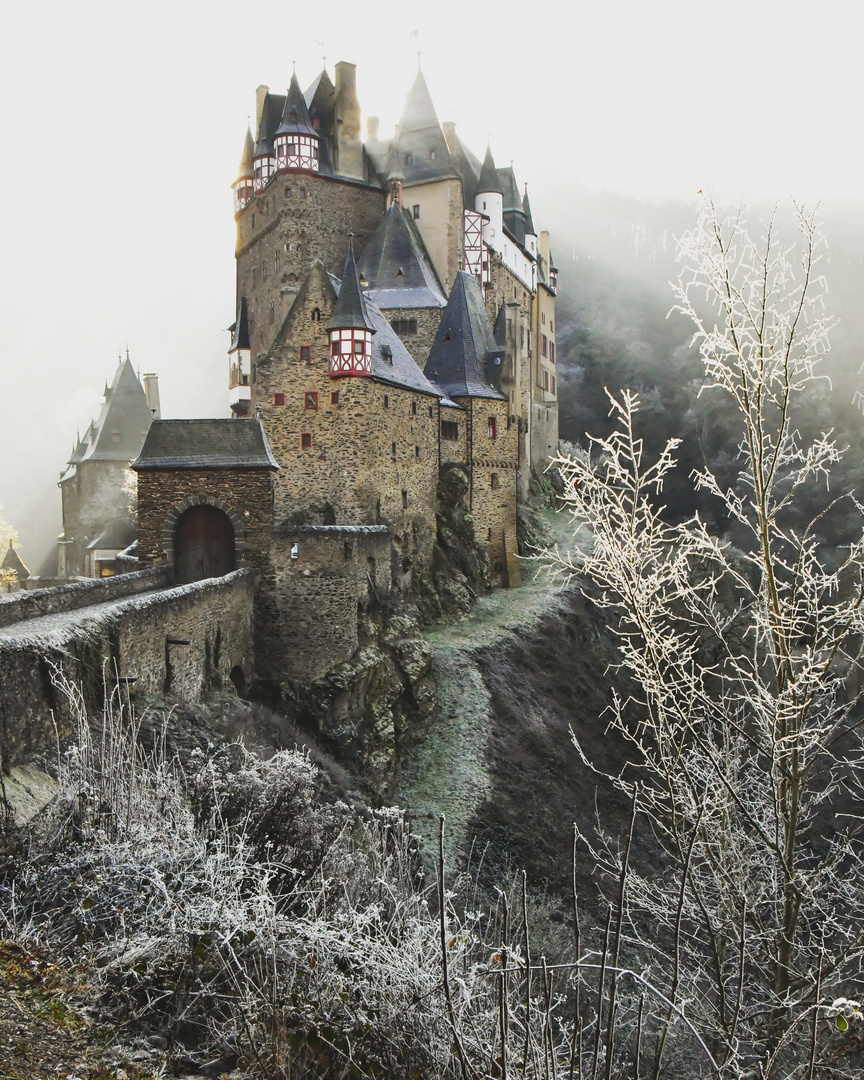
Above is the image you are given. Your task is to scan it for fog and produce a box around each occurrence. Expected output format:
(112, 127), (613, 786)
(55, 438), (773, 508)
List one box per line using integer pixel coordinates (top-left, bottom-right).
(1, 0), (861, 569)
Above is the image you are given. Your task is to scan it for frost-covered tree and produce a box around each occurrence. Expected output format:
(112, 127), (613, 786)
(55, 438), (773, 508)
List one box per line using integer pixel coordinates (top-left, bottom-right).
(551, 199), (864, 1078)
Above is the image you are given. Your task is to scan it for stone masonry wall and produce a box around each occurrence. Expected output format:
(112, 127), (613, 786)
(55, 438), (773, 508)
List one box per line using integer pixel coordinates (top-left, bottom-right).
(0, 566), (171, 629)
(379, 306), (443, 367)
(136, 469), (273, 572)
(256, 267), (439, 579)
(235, 172), (386, 360)
(0, 571), (254, 771)
(255, 526), (391, 685)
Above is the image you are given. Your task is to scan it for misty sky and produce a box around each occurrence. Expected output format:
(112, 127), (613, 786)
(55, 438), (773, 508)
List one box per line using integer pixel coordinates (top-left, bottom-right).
(1, 0), (860, 564)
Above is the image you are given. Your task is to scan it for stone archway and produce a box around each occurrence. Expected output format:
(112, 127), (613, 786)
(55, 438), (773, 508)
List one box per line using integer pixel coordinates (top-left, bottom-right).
(173, 505), (236, 584)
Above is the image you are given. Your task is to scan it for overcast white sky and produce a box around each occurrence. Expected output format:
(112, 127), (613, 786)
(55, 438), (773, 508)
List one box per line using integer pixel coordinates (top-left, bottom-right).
(1, 0), (860, 562)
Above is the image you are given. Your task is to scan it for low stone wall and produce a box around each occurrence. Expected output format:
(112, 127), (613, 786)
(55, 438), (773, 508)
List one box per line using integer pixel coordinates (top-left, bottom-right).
(0, 570), (254, 772)
(0, 567), (172, 629)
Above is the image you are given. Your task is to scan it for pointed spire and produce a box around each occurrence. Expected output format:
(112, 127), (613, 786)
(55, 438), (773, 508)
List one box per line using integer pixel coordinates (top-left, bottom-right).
(326, 239), (375, 333)
(397, 69), (441, 135)
(254, 97), (275, 157)
(523, 184), (536, 236)
(230, 297), (251, 352)
(477, 144), (503, 195)
(276, 72), (318, 138)
(237, 126), (255, 180)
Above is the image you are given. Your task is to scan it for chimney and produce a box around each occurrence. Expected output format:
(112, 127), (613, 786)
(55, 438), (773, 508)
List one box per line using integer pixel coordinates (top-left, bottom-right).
(143, 373), (161, 419)
(367, 116), (380, 142)
(255, 84), (269, 132)
(334, 61), (364, 180)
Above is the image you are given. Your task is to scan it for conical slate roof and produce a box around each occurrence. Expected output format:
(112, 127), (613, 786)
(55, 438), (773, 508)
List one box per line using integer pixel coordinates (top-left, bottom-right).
(523, 186), (536, 236)
(2, 540), (29, 580)
(499, 166), (526, 245)
(254, 93), (281, 157)
(79, 357), (154, 463)
(325, 243), (375, 332)
(305, 68), (335, 133)
(391, 70), (455, 185)
(424, 272), (505, 400)
(236, 127), (254, 181)
(476, 145), (503, 195)
(276, 72), (318, 139)
(357, 203), (446, 310)
(443, 122), (482, 208)
(229, 297), (250, 352)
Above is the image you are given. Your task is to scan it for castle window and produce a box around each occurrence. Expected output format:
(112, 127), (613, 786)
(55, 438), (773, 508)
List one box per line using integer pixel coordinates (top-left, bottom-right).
(430, 150), (436, 160)
(415, 445), (420, 459)
(384, 395), (389, 408)
(488, 416), (497, 438)
(441, 421), (459, 441)
(390, 318), (417, 336)
(287, 141), (297, 155)
(268, 302), (275, 324)
(550, 343), (556, 363)
(353, 339), (365, 354)
(311, 308), (321, 322)
(381, 344), (393, 364)
(541, 334), (548, 357)
(543, 370), (549, 391)
(551, 375), (556, 395)
(413, 204), (420, 219)
(391, 441), (397, 458)
(274, 393), (286, 406)
(331, 391), (339, 405)
(491, 473), (499, 490)
(285, 188), (291, 197)
(411, 401), (417, 415)
(305, 392), (318, 409)
(301, 433), (312, 448)
(405, 153), (413, 165)
(300, 345), (311, 360)
(541, 312), (546, 324)
(428, 406), (434, 418)
(402, 489), (409, 508)
(488, 528), (493, 541)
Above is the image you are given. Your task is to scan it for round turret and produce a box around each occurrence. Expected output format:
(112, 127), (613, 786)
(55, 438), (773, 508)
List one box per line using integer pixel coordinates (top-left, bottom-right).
(326, 241), (375, 377)
(475, 144), (503, 251)
(274, 73), (320, 174)
(252, 105), (276, 191)
(232, 128), (255, 213)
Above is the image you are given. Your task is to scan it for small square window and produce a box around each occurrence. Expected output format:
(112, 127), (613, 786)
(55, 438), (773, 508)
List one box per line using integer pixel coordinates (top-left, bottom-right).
(331, 391), (340, 405)
(274, 393), (286, 406)
(301, 433), (312, 448)
(305, 392), (318, 409)
(300, 345), (311, 360)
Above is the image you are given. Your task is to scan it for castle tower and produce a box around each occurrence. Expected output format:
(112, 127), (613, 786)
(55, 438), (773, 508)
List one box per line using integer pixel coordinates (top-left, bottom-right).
(475, 145), (504, 251)
(229, 296), (252, 416)
(273, 73), (321, 173)
(327, 241), (375, 376)
(232, 128), (255, 213)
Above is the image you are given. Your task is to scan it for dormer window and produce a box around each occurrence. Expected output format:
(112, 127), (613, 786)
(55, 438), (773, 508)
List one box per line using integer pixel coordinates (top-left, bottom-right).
(311, 308), (321, 322)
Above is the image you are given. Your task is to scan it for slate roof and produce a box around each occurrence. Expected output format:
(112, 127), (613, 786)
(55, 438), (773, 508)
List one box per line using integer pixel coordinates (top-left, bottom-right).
(236, 127), (254, 182)
(357, 203), (446, 310)
(87, 518), (136, 552)
(390, 70), (458, 186)
(499, 166), (526, 245)
(276, 73), (318, 139)
(2, 541), (29, 580)
(254, 94), (281, 157)
(326, 244), (375, 332)
(424, 272), (506, 400)
(477, 145), (503, 195)
(71, 358), (154, 465)
(133, 418), (279, 471)
(443, 123), (482, 208)
(523, 187), (536, 236)
(229, 296), (250, 352)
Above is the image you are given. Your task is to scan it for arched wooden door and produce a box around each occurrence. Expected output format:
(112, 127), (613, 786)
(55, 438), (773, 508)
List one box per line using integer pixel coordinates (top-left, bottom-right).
(174, 505), (236, 584)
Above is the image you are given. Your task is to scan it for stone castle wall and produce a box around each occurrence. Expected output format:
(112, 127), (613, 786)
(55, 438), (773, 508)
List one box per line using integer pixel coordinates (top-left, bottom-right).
(235, 173), (385, 359)
(0, 571), (254, 771)
(380, 306), (444, 367)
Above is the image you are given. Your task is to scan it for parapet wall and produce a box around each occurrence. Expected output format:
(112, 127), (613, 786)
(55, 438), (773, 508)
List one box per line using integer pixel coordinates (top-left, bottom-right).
(0, 570), (254, 771)
(0, 567), (172, 629)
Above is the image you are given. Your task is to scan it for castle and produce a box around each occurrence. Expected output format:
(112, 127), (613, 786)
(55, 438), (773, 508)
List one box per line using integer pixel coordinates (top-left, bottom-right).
(57, 60), (559, 690)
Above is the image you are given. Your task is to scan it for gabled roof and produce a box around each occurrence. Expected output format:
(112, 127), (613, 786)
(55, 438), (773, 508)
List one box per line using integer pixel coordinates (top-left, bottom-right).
(133, 418), (279, 471)
(327, 275), (444, 398)
(2, 540), (29, 580)
(275, 73), (318, 139)
(236, 127), (254, 182)
(74, 358), (154, 464)
(229, 296), (250, 352)
(326, 243), (375, 332)
(476, 145), (503, 196)
(391, 70), (457, 185)
(424, 272), (506, 400)
(357, 203), (446, 310)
